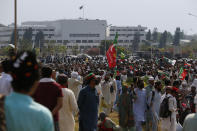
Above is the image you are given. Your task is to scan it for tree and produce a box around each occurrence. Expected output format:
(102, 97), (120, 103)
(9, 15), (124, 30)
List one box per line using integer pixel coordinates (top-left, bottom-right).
(159, 31), (167, 48)
(23, 28), (33, 43)
(10, 30), (19, 44)
(180, 30), (185, 39)
(72, 44), (79, 55)
(100, 40), (113, 55)
(152, 28), (158, 42)
(132, 32), (140, 52)
(173, 27), (181, 46)
(167, 32), (173, 43)
(146, 29), (151, 41)
(35, 31), (44, 49)
(19, 39), (33, 51)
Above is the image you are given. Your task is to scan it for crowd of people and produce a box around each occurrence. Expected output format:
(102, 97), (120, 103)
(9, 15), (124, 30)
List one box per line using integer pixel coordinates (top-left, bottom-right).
(0, 50), (197, 131)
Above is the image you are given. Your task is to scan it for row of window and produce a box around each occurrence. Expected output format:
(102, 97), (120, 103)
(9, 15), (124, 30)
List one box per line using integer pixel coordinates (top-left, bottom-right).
(110, 29), (145, 32)
(54, 40), (100, 43)
(110, 34), (144, 37)
(44, 39), (138, 44)
(17, 29), (54, 32)
(69, 34), (100, 37)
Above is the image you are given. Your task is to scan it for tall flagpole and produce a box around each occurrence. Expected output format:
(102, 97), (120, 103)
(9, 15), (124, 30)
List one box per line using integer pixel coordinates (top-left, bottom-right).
(83, 5), (85, 19)
(14, 0), (17, 53)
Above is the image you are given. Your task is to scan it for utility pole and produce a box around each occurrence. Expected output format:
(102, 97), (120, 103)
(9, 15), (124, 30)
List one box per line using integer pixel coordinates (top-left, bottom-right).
(14, 0), (17, 53)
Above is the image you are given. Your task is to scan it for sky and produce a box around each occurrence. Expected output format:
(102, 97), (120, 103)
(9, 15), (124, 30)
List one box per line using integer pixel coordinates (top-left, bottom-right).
(1, 0), (197, 35)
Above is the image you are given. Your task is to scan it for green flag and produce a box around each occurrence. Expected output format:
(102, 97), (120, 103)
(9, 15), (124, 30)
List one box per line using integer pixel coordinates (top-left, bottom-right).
(120, 52), (125, 59)
(113, 32), (118, 44)
(178, 67), (184, 77)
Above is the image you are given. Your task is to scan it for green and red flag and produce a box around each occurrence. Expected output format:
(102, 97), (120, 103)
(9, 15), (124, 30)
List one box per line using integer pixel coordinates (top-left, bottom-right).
(184, 63), (191, 67)
(107, 44), (116, 68)
(163, 56), (176, 66)
(179, 67), (188, 80)
(113, 32), (118, 44)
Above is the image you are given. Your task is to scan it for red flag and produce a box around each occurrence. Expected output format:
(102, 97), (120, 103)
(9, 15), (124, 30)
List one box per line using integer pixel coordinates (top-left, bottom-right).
(181, 69), (187, 80)
(130, 66), (133, 70)
(106, 45), (116, 68)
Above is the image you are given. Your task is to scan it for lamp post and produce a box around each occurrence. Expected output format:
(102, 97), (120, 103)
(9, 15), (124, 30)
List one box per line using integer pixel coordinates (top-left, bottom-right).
(104, 24), (112, 55)
(14, 0), (17, 53)
(188, 13), (197, 18)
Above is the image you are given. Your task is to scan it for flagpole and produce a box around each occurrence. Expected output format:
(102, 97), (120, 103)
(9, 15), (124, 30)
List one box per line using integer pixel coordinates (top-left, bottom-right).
(83, 5), (85, 19)
(14, 0), (17, 53)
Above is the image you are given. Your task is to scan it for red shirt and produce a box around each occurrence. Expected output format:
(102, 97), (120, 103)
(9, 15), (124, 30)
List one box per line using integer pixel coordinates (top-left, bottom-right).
(33, 79), (63, 122)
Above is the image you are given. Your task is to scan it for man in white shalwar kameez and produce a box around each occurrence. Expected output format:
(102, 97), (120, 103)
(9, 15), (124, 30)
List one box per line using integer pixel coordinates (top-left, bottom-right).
(161, 86), (177, 131)
(57, 74), (78, 131)
(59, 88), (78, 131)
(68, 72), (83, 100)
(101, 76), (112, 115)
(109, 74), (117, 111)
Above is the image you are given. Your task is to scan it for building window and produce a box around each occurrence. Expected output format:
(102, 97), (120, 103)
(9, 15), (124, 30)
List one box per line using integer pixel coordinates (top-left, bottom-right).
(82, 40), (87, 43)
(76, 40), (81, 43)
(80, 46), (84, 49)
(57, 40), (62, 43)
(118, 40), (123, 43)
(49, 29), (54, 31)
(88, 40), (93, 43)
(116, 29), (121, 31)
(110, 29), (115, 31)
(63, 40), (69, 43)
(110, 34), (115, 37)
(69, 34), (100, 37)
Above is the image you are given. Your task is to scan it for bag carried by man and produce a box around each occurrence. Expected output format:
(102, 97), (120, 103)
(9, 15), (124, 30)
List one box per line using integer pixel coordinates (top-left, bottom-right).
(159, 96), (171, 118)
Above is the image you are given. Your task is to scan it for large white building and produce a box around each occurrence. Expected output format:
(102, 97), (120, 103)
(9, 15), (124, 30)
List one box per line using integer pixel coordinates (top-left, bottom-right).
(22, 19), (107, 45)
(0, 25), (55, 44)
(0, 19), (147, 54)
(109, 25), (147, 48)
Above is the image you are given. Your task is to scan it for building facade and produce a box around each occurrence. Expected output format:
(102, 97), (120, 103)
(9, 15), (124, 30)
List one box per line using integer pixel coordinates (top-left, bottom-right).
(109, 25), (147, 48)
(0, 19), (147, 54)
(0, 25), (55, 44)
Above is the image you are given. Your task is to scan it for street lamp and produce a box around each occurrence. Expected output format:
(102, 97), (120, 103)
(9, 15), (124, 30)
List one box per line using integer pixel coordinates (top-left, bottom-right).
(103, 24), (112, 55)
(14, 0), (17, 53)
(188, 13), (197, 18)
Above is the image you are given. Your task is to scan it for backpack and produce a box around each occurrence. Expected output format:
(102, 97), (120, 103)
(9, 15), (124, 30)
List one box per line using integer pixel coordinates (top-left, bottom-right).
(110, 86), (114, 93)
(159, 96), (171, 118)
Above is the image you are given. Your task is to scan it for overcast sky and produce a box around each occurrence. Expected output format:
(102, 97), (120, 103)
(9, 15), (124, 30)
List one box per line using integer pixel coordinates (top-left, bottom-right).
(1, 0), (197, 34)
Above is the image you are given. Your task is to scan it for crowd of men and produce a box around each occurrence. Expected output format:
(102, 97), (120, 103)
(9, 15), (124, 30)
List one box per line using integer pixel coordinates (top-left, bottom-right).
(0, 50), (197, 131)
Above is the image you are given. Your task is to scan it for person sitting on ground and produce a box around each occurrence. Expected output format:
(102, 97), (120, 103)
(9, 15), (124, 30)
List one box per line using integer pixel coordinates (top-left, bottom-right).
(97, 112), (120, 131)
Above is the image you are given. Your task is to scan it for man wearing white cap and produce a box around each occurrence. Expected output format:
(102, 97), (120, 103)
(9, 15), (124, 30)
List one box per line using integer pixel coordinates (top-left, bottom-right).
(68, 72), (83, 100)
(145, 76), (155, 131)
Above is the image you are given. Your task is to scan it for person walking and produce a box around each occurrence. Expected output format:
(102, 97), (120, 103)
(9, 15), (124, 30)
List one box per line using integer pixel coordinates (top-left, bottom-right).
(133, 80), (147, 131)
(78, 73), (99, 131)
(68, 71), (83, 100)
(5, 51), (54, 131)
(118, 86), (135, 131)
(145, 76), (155, 131)
(160, 86), (178, 131)
(57, 74), (78, 131)
(152, 81), (162, 131)
(0, 60), (13, 95)
(33, 66), (63, 131)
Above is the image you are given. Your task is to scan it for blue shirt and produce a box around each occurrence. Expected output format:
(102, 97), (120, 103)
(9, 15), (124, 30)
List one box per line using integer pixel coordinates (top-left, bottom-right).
(78, 86), (99, 131)
(5, 92), (54, 131)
